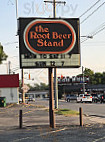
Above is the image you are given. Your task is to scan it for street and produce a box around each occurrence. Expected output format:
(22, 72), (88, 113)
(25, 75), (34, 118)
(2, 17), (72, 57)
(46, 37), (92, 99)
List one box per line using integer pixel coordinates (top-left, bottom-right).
(35, 99), (105, 117)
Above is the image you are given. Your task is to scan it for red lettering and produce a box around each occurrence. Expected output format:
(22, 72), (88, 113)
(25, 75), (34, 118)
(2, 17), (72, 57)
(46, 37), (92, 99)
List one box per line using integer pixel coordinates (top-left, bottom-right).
(30, 32), (37, 39)
(37, 39), (43, 46)
(35, 25), (49, 32)
(52, 32), (58, 39)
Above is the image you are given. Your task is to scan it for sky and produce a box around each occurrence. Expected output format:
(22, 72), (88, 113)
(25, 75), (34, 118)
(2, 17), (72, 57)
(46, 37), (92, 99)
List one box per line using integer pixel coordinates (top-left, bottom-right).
(0, 0), (105, 85)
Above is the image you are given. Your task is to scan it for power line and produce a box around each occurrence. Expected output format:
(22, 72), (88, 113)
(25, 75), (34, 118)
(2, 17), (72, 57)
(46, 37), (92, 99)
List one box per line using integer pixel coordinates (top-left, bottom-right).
(79, 0), (101, 18)
(81, 26), (105, 43)
(4, 41), (18, 45)
(81, 20), (105, 43)
(81, 2), (105, 24)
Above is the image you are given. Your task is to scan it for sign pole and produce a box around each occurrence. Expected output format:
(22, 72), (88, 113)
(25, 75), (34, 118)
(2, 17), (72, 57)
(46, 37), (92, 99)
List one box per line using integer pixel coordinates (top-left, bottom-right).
(48, 67), (55, 128)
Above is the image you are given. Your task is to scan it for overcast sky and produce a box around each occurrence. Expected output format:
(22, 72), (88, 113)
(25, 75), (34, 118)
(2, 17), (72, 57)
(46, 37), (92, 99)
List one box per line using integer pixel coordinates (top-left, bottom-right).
(0, 0), (105, 85)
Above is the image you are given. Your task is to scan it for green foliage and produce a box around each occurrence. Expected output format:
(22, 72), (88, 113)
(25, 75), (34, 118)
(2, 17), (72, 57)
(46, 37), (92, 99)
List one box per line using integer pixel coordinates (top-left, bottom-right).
(84, 68), (94, 84)
(80, 67), (105, 85)
(55, 109), (79, 116)
(0, 44), (8, 64)
(29, 83), (49, 91)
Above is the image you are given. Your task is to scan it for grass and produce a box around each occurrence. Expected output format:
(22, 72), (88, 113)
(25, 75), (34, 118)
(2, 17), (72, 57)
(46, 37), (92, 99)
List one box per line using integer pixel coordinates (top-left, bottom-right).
(55, 108), (79, 116)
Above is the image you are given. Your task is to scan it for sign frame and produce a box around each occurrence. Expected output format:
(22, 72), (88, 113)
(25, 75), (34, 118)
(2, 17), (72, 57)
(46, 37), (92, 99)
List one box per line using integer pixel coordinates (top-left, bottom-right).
(18, 17), (80, 69)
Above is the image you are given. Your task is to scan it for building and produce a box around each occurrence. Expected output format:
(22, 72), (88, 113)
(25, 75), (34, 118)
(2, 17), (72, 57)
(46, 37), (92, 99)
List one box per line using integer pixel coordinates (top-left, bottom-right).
(0, 74), (19, 103)
(25, 90), (49, 99)
(59, 84), (105, 96)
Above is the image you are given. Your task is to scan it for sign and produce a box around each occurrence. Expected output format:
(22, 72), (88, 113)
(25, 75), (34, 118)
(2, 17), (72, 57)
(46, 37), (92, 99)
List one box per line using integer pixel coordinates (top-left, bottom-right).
(18, 18), (80, 68)
(58, 76), (89, 84)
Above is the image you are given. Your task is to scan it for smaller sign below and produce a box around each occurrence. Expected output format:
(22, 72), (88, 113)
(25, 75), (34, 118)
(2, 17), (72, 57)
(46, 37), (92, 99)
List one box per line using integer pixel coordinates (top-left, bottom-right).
(21, 53), (80, 68)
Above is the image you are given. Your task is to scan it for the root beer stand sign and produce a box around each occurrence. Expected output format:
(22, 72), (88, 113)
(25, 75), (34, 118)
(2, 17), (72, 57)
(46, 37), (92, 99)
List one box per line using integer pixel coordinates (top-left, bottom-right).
(18, 18), (80, 68)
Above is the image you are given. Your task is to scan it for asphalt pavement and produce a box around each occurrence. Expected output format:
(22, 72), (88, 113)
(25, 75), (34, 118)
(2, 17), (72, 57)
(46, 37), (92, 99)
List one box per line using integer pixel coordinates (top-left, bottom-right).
(0, 101), (105, 142)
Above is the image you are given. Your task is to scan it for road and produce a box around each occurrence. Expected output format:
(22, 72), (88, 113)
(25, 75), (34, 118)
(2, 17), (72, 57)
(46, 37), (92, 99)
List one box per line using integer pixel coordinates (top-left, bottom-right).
(35, 99), (105, 117)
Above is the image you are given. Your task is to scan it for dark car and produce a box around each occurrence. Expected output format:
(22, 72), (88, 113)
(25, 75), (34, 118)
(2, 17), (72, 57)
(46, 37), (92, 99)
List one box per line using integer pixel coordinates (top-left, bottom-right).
(100, 94), (105, 103)
(92, 94), (100, 103)
(66, 94), (77, 102)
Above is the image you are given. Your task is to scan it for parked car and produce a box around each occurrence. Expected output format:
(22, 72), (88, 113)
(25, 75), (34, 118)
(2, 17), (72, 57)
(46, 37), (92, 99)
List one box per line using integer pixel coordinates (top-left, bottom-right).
(19, 98), (22, 103)
(100, 94), (105, 103)
(25, 97), (35, 103)
(77, 94), (92, 103)
(28, 97), (35, 102)
(65, 94), (77, 102)
(92, 94), (100, 103)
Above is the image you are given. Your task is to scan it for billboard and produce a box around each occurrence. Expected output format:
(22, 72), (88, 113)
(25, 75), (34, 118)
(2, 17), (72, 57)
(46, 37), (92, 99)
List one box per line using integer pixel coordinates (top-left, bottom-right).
(18, 18), (80, 68)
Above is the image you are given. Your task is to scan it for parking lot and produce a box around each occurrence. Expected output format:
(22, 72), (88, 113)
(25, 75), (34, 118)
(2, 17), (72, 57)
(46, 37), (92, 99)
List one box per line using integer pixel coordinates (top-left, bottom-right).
(1, 99), (105, 141)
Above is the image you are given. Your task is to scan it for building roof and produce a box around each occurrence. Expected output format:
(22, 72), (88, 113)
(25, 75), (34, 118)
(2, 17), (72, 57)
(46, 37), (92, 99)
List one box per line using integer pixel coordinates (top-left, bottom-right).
(27, 90), (49, 95)
(0, 74), (19, 88)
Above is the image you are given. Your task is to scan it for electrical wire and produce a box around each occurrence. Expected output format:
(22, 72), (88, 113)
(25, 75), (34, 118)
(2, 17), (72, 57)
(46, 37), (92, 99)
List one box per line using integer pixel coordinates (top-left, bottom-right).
(79, 0), (101, 18)
(4, 41), (18, 45)
(81, 20), (105, 43)
(81, 2), (105, 24)
(90, 22), (105, 35)
(81, 27), (105, 43)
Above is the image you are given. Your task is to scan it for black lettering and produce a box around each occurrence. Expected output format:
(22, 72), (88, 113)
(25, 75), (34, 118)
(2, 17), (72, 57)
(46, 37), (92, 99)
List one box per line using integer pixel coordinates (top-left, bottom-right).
(61, 54), (65, 59)
(40, 54), (47, 59)
(35, 62), (46, 67)
(69, 54), (71, 58)
(62, 61), (64, 66)
(50, 61), (55, 66)
(24, 54), (36, 59)
(49, 54), (58, 59)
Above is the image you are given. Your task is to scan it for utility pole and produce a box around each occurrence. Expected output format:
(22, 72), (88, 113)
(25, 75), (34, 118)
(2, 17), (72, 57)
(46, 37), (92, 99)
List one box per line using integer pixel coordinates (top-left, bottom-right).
(44, 0), (66, 18)
(8, 61), (11, 74)
(82, 66), (85, 94)
(44, 0), (66, 127)
(15, 0), (18, 19)
(44, 0), (66, 110)
(54, 68), (58, 109)
(21, 69), (25, 103)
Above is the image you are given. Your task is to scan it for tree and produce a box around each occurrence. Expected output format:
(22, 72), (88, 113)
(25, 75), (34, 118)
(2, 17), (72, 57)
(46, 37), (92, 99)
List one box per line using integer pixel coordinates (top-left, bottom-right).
(83, 68), (94, 84)
(77, 67), (105, 85)
(28, 83), (49, 91)
(77, 68), (94, 84)
(93, 72), (103, 85)
(102, 72), (105, 84)
(0, 43), (8, 64)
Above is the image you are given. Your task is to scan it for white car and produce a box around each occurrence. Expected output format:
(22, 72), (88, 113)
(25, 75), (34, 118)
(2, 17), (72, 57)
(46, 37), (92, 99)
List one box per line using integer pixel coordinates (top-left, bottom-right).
(77, 94), (92, 103)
